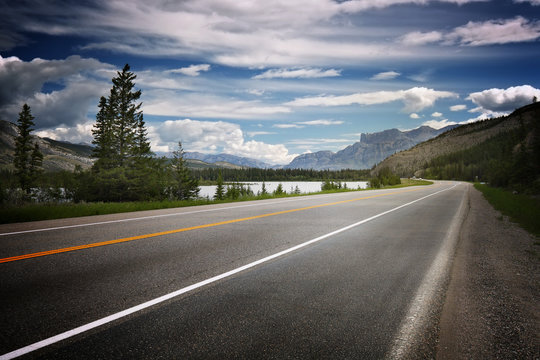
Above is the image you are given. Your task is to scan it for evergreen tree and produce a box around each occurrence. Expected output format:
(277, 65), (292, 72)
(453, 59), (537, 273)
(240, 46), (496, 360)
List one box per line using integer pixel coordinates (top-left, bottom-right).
(91, 96), (115, 169)
(91, 64), (150, 170)
(88, 64), (158, 201)
(13, 104), (42, 193)
(169, 142), (199, 200)
(214, 171), (225, 200)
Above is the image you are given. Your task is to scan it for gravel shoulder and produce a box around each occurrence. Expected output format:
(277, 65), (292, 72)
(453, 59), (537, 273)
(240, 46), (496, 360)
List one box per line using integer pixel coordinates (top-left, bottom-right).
(437, 184), (539, 359)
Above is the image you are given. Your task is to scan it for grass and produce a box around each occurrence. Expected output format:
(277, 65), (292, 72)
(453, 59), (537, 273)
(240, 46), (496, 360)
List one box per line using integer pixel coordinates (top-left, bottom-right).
(474, 183), (540, 238)
(0, 179), (432, 225)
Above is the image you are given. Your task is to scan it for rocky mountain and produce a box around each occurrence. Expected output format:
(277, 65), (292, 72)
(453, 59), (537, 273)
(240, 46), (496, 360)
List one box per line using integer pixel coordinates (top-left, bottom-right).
(286, 125), (456, 170)
(372, 102), (540, 177)
(0, 120), (94, 172)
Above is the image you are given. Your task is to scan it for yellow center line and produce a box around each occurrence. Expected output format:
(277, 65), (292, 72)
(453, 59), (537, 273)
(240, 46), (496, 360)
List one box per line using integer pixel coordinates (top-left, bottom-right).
(0, 187), (425, 264)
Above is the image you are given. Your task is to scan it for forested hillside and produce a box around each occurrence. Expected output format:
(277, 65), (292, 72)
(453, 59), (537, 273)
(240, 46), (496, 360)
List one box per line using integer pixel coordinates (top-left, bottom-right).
(373, 102), (540, 193)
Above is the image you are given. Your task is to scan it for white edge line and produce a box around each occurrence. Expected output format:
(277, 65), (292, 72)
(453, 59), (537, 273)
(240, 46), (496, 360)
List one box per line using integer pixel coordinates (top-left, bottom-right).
(0, 184), (456, 360)
(0, 190), (375, 237)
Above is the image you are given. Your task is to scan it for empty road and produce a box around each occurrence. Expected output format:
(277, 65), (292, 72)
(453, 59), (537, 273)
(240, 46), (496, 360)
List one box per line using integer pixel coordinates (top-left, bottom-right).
(0, 181), (468, 359)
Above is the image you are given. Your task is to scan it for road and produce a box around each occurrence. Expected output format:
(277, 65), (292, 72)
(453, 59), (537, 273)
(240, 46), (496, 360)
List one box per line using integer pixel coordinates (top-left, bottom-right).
(0, 181), (469, 359)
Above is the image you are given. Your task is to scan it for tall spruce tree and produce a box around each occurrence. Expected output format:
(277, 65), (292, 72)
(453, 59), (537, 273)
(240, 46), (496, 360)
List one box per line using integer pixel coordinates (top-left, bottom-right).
(89, 64), (156, 201)
(91, 64), (151, 170)
(169, 142), (199, 200)
(14, 104), (42, 193)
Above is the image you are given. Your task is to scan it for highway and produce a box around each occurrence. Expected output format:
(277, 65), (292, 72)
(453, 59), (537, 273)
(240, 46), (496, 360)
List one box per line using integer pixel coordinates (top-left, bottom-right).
(0, 181), (469, 359)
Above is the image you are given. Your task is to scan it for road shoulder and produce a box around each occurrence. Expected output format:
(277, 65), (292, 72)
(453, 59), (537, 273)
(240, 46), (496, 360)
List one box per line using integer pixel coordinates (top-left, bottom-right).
(437, 185), (539, 359)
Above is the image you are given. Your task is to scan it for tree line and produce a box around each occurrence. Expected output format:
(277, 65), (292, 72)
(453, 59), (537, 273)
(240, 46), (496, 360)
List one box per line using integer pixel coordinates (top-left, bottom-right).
(193, 167), (371, 183)
(422, 108), (540, 194)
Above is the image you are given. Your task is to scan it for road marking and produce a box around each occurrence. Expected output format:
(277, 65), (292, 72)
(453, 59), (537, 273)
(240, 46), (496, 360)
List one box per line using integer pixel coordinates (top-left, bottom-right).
(387, 182), (464, 359)
(0, 194), (343, 236)
(0, 188), (424, 264)
(0, 184), (457, 360)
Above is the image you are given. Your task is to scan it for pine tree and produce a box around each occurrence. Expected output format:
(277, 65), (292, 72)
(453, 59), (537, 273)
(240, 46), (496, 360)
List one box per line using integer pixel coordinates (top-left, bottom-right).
(89, 64), (158, 201)
(169, 142), (199, 200)
(91, 64), (150, 170)
(14, 104), (42, 193)
(214, 171), (225, 200)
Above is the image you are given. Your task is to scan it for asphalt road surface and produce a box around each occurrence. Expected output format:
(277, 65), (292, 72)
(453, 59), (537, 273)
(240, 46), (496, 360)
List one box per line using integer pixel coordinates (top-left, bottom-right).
(0, 181), (469, 359)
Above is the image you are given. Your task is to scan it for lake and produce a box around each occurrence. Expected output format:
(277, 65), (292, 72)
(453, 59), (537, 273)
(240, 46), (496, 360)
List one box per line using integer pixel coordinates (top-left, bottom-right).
(198, 181), (369, 199)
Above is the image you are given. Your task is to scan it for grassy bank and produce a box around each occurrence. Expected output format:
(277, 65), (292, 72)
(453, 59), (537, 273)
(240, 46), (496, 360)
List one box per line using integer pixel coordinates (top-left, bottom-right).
(474, 183), (540, 237)
(0, 179), (432, 225)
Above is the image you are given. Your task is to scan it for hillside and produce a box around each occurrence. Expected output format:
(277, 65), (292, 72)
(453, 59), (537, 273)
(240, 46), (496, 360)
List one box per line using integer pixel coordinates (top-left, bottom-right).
(286, 125), (455, 170)
(0, 120), (94, 172)
(372, 102), (540, 187)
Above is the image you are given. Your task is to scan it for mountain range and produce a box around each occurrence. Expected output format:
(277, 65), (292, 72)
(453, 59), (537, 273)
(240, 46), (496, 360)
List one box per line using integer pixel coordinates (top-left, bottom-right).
(285, 125), (456, 170)
(1, 119), (455, 171)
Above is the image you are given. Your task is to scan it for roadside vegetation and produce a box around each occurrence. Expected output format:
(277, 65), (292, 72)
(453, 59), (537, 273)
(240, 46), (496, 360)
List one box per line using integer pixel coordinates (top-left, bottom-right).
(474, 183), (540, 238)
(422, 103), (540, 196)
(0, 178), (431, 225)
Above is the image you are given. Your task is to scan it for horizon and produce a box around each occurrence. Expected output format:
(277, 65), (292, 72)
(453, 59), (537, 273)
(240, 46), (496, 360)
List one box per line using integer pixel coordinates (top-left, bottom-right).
(1, 0), (539, 165)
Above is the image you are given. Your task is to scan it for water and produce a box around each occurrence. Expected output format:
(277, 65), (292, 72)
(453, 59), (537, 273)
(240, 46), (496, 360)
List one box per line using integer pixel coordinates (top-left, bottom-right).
(198, 181), (368, 199)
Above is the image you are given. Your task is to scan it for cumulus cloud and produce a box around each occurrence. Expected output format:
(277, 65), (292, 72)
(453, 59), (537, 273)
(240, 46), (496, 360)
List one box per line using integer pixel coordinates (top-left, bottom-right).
(422, 119), (457, 129)
(466, 85), (540, 112)
(0, 55), (112, 127)
(409, 113), (421, 119)
(253, 68), (341, 80)
(150, 119), (296, 164)
(431, 111), (443, 117)
(450, 104), (467, 111)
(35, 121), (95, 144)
(169, 64), (210, 76)
(370, 71), (401, 81)
(286, 87), (457, 113)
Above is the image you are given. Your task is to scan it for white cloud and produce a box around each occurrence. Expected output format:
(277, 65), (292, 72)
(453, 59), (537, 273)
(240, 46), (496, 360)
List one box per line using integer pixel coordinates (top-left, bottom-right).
(450, 104), (467, 111)
(400, 16), (540, 47)
(466, 85), (540, 112)
(253, 68), (341, 80)
(422, 119), (457, 129)
(273, 124), (304, 129)
(169, 64), (210, 76)
(399, 31), (443, 46)
(151, 119), (296, 164)
(409, 113), (421, 119)
(286, 87), (457, 113)
(247, 131), (275, 137)
(431, 111), (443, 117)
(447, 16), (540, 46)
(298, 119), (344, 126)
(370, 71), (401, 81)
(35, 121), (95, 144)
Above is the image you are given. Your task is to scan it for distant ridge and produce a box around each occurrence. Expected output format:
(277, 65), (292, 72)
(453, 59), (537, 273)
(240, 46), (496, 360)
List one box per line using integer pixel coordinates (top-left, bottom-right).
(285, 125), (456, 170)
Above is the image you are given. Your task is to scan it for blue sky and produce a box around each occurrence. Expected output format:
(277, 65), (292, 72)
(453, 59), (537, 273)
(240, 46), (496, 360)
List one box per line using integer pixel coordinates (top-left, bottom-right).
(1, 0), (540, 165)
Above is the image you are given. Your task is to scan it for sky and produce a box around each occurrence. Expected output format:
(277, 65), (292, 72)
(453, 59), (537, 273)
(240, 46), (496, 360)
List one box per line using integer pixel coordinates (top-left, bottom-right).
(1, 0), (540, 165)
